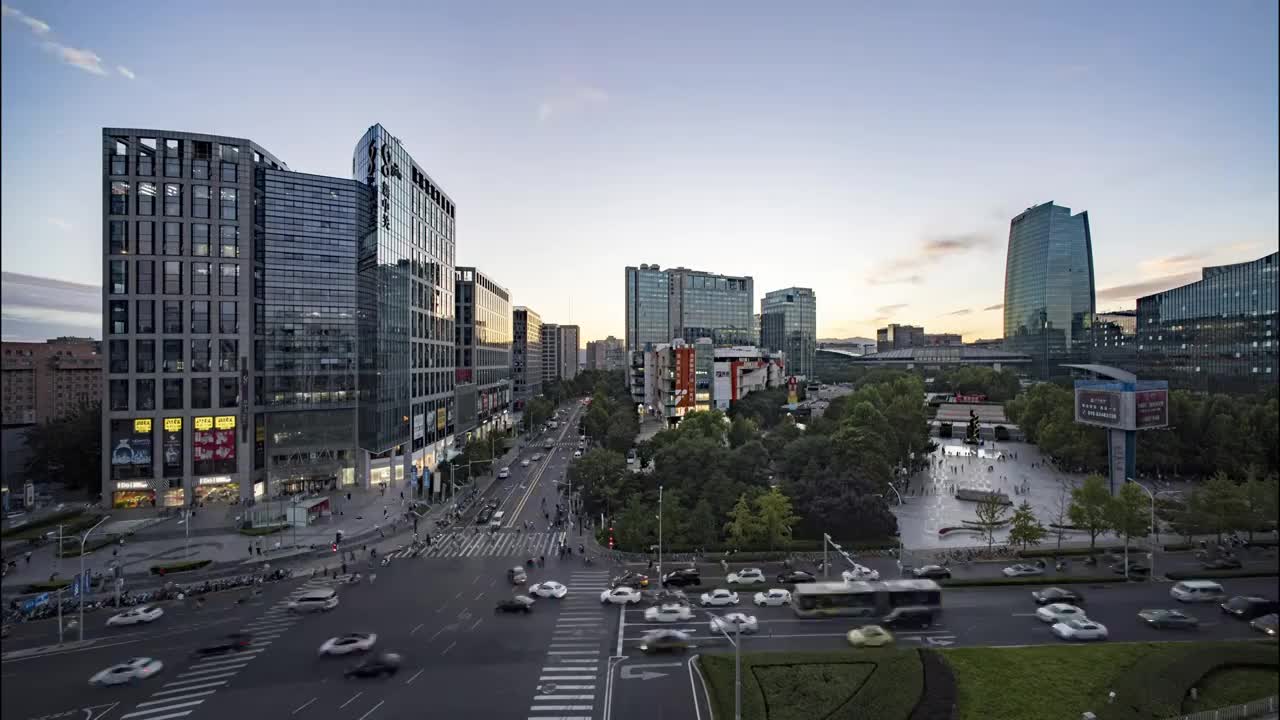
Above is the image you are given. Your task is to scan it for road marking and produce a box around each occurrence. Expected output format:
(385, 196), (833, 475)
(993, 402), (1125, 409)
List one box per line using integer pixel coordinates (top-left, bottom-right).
(535, 695), (594, 700)
(179, 663), (248, 677)
(429, 627), (445, 641)
(541, 675), (596, 681)
(119, 710), (194, 720)
(410, 623), (424, 636)
(189, 656), (252, 670)
(529, 706), (594, 711)
(473, 575), (481, 584)
(291, 698), (317, 714)
(548, 650), (600, 655)
(406, 668), (425, 685)
(544, 685), (597, 690)
(137, 690), (217, 706)
(442, 640), (456, 655)
(474, 592), (485, 601)
(152, 680), (227, 695)
(470, 618), (483, 631)
(120, 700), (204, 718)
(357, 700), (385, 720)
(339, 692), (363, 709)
(163, 671), (237, 686)
(1011, 612), (1039, 617)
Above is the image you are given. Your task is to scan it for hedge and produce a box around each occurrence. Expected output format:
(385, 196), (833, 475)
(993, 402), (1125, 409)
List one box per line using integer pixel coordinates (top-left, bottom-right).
(149, 559), (211, 575)
(22, 579), (73, 593)
(239, 525), (287, 536)
(1099, 641), (1279, 720)
(614, 538), (898, 555)
(1164, 538), (1279, 552)
(1165, 568), (1280, 581)
(1, 508), (90, 539)
(1017, 545), (1127, 558)
(940, 575), (1136, 588)
(56, 535), (118, 558)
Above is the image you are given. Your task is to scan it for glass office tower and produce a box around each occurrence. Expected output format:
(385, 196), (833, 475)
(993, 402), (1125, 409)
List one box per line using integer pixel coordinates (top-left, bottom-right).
(625, 264), (671, 352)
(513, 307), (543, 403)
(1002, 201), (1096, 377)
(455, 267), (512, 437)
(761, 287), (817, 378)
(1137, 252), (1278, 394)
(668, 267), (754, 346)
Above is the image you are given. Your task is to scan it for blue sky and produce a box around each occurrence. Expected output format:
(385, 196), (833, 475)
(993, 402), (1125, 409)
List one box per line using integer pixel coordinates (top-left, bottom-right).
(2, 1), (1276, 343)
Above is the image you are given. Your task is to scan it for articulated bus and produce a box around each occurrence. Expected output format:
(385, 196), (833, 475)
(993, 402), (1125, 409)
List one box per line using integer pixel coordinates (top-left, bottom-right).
(791, 579), (942, 626)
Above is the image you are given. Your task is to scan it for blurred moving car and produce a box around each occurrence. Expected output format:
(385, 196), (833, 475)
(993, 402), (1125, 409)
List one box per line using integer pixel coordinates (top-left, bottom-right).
(727, 568), (766, 585)
(644, 604), (694, 623)
(1110, 560), (1150, 576)
(661, 568), (701, 588)
(345, 652), (402, 678)
(495, 596), (536, 614)
(1221, 596), (1280, 621)
(912, 565), (952, 580)
(1170, 580), (1226, 603)
(288, 588), (339, 613)
(1137, 609), (1200, 630)
(651, 589), (690, 606)
(1052, 619), (1108, 641)
(611, 572), (650, 589)
(600, 586), (643, 605)
(89, 657), (163, 686)
(754, 589), (792, 607)
(846, 625), (894, 647)
(193, 633), (252, 657)
(521, 459), (531, 468)
(842, 564), (880, 582)
(106, 605), (164, 627)
(1035, 603), (1086, 624)
(1032, 587), (1085, 605)
(1249, 613), (1278, 636)
(776, 570), (816, 584)
(508, 567), (528, 585)
(700, 589), (740, 607)
(1200, 556), (1242, 570)
(529, 581), (568, 599)
(639, 629), (691, 653)
(497, 467), (510, 480)
(319, 633), (378, 655)
(1002, 564), (1045, 578)
(709, 613), (759, 635)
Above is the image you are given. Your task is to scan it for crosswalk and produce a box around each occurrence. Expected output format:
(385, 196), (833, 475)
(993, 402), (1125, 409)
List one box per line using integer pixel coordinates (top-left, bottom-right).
(114, 575), (345, 720)
(526, 569), (613, 720)
(388, 529), (570, 560)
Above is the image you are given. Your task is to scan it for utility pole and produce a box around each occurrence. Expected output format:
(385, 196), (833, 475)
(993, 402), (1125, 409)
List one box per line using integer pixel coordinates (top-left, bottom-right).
(78, 515), (109, 641)
(657, 485), (664, 580)
(1131, 479), (1158, 579)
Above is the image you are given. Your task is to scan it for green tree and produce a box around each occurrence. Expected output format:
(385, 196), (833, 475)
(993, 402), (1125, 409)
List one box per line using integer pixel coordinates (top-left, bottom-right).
(973, 493), (1011, 552)
(727, 416), (758, 449)
(523, 396), (555, 431)
(1069, 474), (1113, 556)
(1106, 482), (1152, 571)
(723, 493), (763, 548)
(754, 487), (801, 550)
(567, 449), (628, 517)
(1239, 467), (1279, 543)
(24, 401), (102, 496)
(1007, 500), (1046, 551)
(1189, 471), (1246, 543)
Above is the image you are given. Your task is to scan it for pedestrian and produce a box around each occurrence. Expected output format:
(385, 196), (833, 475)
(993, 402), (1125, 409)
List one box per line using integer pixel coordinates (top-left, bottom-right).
(369, 572), (377, 585)
(342, 561), (348, 575)
(24, 551), (32, 565)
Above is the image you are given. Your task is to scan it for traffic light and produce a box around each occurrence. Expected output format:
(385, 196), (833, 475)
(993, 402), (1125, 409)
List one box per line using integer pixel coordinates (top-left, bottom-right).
(331, 543), (338, 553)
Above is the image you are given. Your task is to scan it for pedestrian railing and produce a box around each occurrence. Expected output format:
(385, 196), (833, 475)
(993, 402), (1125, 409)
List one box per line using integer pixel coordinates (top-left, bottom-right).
(1162, 695), (1278, 720)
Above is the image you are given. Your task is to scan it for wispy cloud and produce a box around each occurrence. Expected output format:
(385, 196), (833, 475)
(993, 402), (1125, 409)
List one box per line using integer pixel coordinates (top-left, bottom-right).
(867, 273), (922, 286)
(982, 303), (1003, 311)
(876, 303), (908, 315)
(537, 84), (609, 122)
(868, 231), (994, 285)
(1, 272), (101, 341)
(1139, 252), (1206, 276)
(3, 4), (129, 78)
(1097, 272), (1202, 302)
(117, 65), (135, 80)
(41, 41), (106, 75)
(1, 3), (49, 34)
(945, 308), (972, 316)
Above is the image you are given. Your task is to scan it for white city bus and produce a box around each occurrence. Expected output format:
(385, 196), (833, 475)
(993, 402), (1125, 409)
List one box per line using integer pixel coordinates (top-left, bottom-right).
(791, 579), (942, 626)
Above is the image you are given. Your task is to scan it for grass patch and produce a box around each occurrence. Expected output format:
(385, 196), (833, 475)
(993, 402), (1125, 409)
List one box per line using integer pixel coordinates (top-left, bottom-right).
(1166, 568), (1279, 581)
(238, 525), (287, 536)
(22, 579), (73, 593)
(1, 509), (91, 539)
(1183, 667), (1280, 713)
(150, 559), (211, 575)
(940, 575), (1136, 588)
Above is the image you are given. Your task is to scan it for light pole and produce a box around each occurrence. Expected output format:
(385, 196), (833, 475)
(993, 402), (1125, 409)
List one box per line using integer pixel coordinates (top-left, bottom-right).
(698, 607), (743, 720)
(1130, 479), (1157, 579)
(78, 514), (110, 642)
(657, 485), (663, 580)
(884, 484), (905, 568)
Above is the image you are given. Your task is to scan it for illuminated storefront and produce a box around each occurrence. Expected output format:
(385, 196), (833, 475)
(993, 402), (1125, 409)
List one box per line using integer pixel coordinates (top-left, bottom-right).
(162, 488), (186, 508)
(112, 480), (155, 508)
(194, 475), (238, 503)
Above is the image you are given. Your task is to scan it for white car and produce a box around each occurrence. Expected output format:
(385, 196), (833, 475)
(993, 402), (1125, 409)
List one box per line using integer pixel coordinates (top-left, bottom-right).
(89, 657), (163, 686)
(318, 632), (377, 656)
(753, 589), (792, 607)
(600, 586), (643, 605)
(106, 605), (164, 627)
(1052, 619), (1108, 641)
(573, 450), (582, 458)
(1035, 603), (1086, 624)
(530, 581), (569, 599)
(532, 453), (543, 461)
(498, 467), (510, 479)
(645, 604), (694, 623)
(709, 612), (759, 635)
(1003, 564), (1045, 578)
(727, 568), (765, 585)
(521, 459), (531, 468)
(842, 564), (880, 582)
(700, 589), (740, 607)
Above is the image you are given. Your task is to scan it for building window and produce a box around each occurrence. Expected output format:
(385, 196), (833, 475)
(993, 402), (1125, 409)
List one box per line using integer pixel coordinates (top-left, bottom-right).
(191, 224), (211, 257)
(219, 264), (239, 295)
(137, 221), (154, 255)
(192, 262), (211, 295)
(192, 185), (210, 218)
(190, 339), (211, 372)
(163, 339), (184, 372)
(162, 222), (182, 255)
(138, 182), (156, 215)
(111, 139), (128, 175)
(219, 376), (239, 408)
(135, 260), (154, 295)
(192, 141), (211, 180)
(219, 301), (238, 334)
(110, 300), (129, 334)
(219, 188), (237, 220)
(136, 379), (155, 411)
(219, 339), (238, 372)
(136, 301), (155, 334)
(219, 144), (239, 181)
(138, 138), (156, 176)
(110, 220), (129, 254)
(110, 260), (128, 294)
(164, 139), (182, 177)
(163, 261), (183, 294)
(163, 379), (183, 410)
(109, 379), (129, 411)
(162, 301), (182, 334)
(111, 182), (130, 215)
(109, 339), (129, 373)
(191, 378), (211, 408)
(136, 339), (155, 372)
(220, 160), (237, 183)
(219, 225), (239, 258)
(191, 300), (210, 334)
(164, 183), (182, 217)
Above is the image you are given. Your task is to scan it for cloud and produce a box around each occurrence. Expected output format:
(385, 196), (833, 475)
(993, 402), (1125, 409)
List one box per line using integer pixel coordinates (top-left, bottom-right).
(868, 231), (993, 284)
(48, 217), (72, 230)
(867, 273), (923, 286)
(42, 41), (106, 75)
(537, 85), (608, 122)
(875, 303), (908, 315)
(1139, 252), (1206, 276)
(1, 3), (49, 35)
(117, 65), (135, 80)
(1, 272), (101, 340)
(945, 308), (972, 316)
(4, 4), (130, 78)
(919, 232), (991, 260)
(982, 303), (1003, 311)
(1097, 272), (1202, 302)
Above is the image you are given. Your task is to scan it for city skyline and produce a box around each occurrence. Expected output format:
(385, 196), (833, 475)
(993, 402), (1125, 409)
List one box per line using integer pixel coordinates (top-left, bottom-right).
(3, 2), (1277, 344)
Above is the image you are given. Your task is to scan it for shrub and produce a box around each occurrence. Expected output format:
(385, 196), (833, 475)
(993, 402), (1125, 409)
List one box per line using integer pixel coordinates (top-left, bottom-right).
(1099, 641), (1279, 720)
(149, 559), (211, 575)
(238, 525), (287, 536)
(1165, 568), (1279, 581)
(1018, 546), (1126, 558)
(22, 579), (72, 593)
(941, 575), (1134, 588)
(1, 508), (90, 539)
(56, 535), (117, 558)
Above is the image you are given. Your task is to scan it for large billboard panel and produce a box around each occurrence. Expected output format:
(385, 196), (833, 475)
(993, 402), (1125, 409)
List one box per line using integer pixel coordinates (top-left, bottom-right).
(1134, 389), (1169, 429)
(1075, 389), (1123, 428)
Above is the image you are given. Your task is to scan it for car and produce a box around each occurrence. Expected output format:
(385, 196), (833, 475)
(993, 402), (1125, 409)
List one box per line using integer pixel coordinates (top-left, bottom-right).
(1201, 556), (1242, 570)
(529, 581), (568, 599)
(912, 565), (952, 580)
(106, 605), (164, 627)
(572, 450), (582, 458)
(543, 441), (554, 450)
(726, 568), (765, 585)
(754, 588), (792, 607)
(645, 604), (694, 623)
(638, 629), (691, 654)
(1035, 603), (1087, 624)
(662, 568), (702, 588)
(611, 572), (650, 589)
(531, 453), (543, 462)
(841, 564), (881, 582)
(345, 652), (402, 678)
(846, 625), (894, 648)
(1111, 560), (1150, 576)
(1170, 580), (1227, 603)
(319, 633), (378, 656)
(1052, 619), (1108, 641)
(1249, 613), (1278, 637)
(776, 570), (817, 584)
(651, 589), (690, 606)
(89, 657), (164, 686)
(883, 608), (937, 629)
(497, 467), (510, 479)
(193, 633), (252, 658)
(495, 596), (536, 614)
(1220, 596), (1280, 621)
(520, 459), (531, 468)
(1137, 609), (1200, 630)
(476, 508), (494, 524)
(508, 567), (528, 585)
(600, 586), (643, 605)
(1002, 564), (1045, 578)
(709, 613), (759, 635)
(700, 589), (740, 607)
(1032, 587), (1085, 605)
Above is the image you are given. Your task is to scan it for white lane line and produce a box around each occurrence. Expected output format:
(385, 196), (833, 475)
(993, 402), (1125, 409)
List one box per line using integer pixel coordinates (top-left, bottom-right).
(548, 650), (600, 655)
(542, 685), (596, 690)
(540, 675), (597, 681)
(163, 671), (237, 686)
(339, 692), (363, 709)
(118, 711), (194, 720)
(405, 668), (425, 685)
(527, 717), (592, 720)
(151, 680), (227, 695)
(410, 623), (424, 636)
(474, 592), (485, 601)
(542, 665), (598, 671)
(356, 700), (385, 720)
(188, 656), (252, 670)
(119, 700), (204, 718)
(136, 690), (217, 706)
(178, 663), (248, 677)
(291, 698), (317, 715)
(470, 618), (483, 631)
(442, 640), (456, 655)
(529, 706), (594, 711)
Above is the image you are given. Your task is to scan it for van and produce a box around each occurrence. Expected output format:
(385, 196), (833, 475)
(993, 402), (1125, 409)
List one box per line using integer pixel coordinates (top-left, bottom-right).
(488, 510), (505, 531)
(288, 588), (339, 613)
(1170, 580), (1226, 603)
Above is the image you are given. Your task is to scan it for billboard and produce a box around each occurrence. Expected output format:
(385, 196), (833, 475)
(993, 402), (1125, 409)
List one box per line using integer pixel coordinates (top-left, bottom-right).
(111, 434), (152, 466)
(193, 427), (236, 474)
(1134, 389), (1169, 429)
(1075, 388), (1123, 428)
(162, 419), (183, 478)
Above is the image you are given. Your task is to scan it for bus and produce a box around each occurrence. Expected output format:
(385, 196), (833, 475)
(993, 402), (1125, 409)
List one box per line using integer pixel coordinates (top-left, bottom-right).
(791, 579), (941, 626)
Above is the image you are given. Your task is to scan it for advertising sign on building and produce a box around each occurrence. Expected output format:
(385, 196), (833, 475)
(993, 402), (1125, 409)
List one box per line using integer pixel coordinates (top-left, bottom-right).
(1075, 388), (1123, 428)
(1134, 389), (1169, 429)
(413, 414), (425, 440)
(436, 408), (446, 431)
(162, 419), (183, 478)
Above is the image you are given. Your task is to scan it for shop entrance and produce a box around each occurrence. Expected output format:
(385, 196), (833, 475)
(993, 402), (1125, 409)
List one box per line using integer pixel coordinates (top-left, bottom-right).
(112, 490), (156, 509)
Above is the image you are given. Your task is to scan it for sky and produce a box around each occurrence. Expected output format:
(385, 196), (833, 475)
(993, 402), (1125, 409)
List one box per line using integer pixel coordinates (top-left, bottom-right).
(2, 1), (1277, 344)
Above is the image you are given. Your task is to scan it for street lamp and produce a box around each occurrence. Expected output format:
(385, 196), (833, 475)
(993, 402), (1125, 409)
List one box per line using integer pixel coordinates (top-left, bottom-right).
(884, 484), (905, 568)
(696, 606), (743, 720)
(78, 514), (110, 642)
(1129, 479), (1157, 580)
(657, 485), (663, 581)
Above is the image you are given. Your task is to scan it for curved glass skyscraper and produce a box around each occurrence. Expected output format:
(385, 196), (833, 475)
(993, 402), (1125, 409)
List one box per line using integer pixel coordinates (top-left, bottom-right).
(1002, 201), (1096, 377)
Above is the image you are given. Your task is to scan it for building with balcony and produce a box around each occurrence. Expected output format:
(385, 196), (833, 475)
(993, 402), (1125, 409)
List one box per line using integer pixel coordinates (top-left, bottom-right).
(2, 338), (102, 427)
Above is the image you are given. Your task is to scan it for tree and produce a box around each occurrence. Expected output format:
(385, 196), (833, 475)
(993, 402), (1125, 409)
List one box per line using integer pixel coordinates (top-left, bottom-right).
(1007, 500), (1046, 551)
(723, 493), (763, 548)
(1048, 478), (1077, 555)
(1106, 482), (1151, 572)
(727, 416), (757, 449)
(754, 487), (801, 551)
(567, 449), (628, 517)
(973, 493), (1011, 552)
(1069, 474), (1112, 556)
(523, 396), (554, 431)
(1189, 472), (1246, 543)
(1239, 467), (1279, 543)
(24, 401), (102, 496)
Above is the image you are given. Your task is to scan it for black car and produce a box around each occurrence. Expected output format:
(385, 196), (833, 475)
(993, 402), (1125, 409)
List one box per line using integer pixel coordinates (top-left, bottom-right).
(1220, 596), (1280, 621)
(193, 633), (252, 657)
(1201, 556), (1243, 570)
(650, 589), (690, 606)
(1032, 587), (1085, 605)
(912, 565), (952, 580)
(776, 570), (817, 584)
(611, 572), (649, 589)
(1111, 561), (1150, 576)
(476, 508), (494, 525)
(495, 596), (536, 614)
(883, 608), (935, 629)
(1138, 608), (1200, 629)
(345, 652), (402, 678)
(662, 569), (701, 588)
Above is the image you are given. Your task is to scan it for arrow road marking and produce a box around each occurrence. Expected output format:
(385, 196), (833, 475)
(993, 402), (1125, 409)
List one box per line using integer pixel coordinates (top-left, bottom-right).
(621, 662), (683, 680)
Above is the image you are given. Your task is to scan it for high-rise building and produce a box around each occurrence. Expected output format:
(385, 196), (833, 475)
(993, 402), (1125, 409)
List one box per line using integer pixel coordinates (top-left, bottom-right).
(630, 341), (784, 422)
(585, 336), (626, 371)
(455, 267), (512, 440)
(558, 325), (580, 382)
(2, 338), (102, 427)
(512, 307), (543, 403)
(1091, 310), (1138, 371)
(624, 264), (754, 351)
(877, 324), (924, 352)
(1137, 252), (1278, 393)
(1002, 201), (1096, 377)
(624, 264), (670, 352)
(760, 287), (816, 379)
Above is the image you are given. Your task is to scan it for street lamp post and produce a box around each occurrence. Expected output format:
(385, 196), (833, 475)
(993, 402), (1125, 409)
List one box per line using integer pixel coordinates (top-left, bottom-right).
(78, 514), (110, 642)
(657, 485), (663, 580)
(1130, 479), (1157, 579)
(885, 484), (905, 567)
(699, 607), (743, 720)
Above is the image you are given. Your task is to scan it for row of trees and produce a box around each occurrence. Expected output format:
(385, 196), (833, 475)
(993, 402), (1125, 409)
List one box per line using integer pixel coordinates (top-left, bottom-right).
(22, 401), (102, 497)
(927, 367), (1022, 403)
